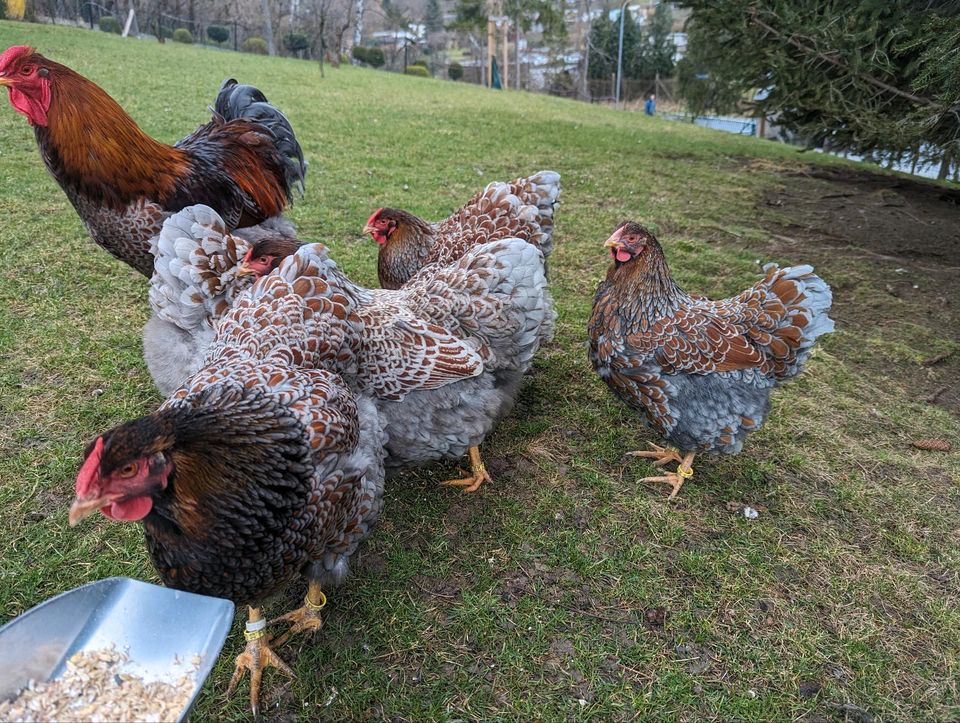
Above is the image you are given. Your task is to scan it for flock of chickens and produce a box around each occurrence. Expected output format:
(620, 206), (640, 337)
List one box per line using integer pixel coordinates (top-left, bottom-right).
(0, 43), (834, 713)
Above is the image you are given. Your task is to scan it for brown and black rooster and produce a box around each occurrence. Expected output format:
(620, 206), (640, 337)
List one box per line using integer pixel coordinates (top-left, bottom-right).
(589, 222), (834, 499)
(0, 45), (305, 277)
(364, 171), (560, 289)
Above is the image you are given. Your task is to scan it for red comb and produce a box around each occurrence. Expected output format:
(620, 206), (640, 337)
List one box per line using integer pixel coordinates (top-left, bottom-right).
(241, 247), (253, 264)
(365, 208), (383, 228)
(0, 45), (34, 71)
(76, 437), (104, 496)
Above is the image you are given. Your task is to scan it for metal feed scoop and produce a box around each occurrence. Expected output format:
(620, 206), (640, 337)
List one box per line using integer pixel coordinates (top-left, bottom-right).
(0, 577), (234, 721)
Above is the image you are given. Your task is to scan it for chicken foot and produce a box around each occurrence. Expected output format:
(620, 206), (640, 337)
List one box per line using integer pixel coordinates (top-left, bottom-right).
(627, 442), (694, 501)
(269, 579), (327, 648)
(626, 442), (683, 467)
(226, 606), (295, 717)
(440, 445), (493, 493)
(634, 448), (696, 501)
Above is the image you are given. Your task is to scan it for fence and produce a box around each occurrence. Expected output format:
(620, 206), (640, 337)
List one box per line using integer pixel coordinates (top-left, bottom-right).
(660, 111), (757, 136)
(586, 76), (676, 104)
(32, 0), (269, 52)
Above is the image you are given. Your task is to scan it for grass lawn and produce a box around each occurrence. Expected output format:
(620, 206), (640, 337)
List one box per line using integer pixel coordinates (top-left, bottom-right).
(0, 20), (958, 722)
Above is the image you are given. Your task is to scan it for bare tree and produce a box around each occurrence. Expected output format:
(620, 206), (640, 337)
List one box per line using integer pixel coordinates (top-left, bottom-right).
(301, 0), (352, 74)
(260, 0), (276, 53)
(353, 0), (364, 52)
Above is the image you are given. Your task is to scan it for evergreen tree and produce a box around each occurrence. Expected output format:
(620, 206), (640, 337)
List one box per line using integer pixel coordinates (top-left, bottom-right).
(449, 0), (485, 32)
(424, 0), (442, 34)
(643, 1), (674, 77)
(588, 6), (643, 81)
(677, 0), (960, 169)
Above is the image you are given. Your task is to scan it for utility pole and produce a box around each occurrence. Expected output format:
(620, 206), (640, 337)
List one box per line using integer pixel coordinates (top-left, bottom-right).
(615, 0), (629, 108)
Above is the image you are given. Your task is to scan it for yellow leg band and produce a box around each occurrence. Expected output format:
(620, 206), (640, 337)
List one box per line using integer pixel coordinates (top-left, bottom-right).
(677, 465), (694, 479)
(304, 589), (327, 612)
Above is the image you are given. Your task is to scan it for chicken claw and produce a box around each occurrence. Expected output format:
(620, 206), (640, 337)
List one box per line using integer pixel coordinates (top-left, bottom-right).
(636, 450), (696, 500)
(227, 606), (294, 717)
(626, 442), (683, 467)
(441, 446), (492, 493)
(269, 581), (327, 648)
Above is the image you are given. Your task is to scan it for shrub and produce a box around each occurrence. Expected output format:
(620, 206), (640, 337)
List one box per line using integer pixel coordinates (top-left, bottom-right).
(206, 24), (229, 44)
(172, 28), (193, 43)
(99, 15), (121, 34)
(352, 46), (384, 68)
(405, 64), (429, 77)
(448, 62), (463, 81)
(242, 36), (269, 54)
(0, 0), (7, 20)
(284, 32), (309, 53)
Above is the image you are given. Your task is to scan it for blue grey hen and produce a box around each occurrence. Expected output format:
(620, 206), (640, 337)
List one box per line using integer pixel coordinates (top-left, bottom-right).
(589, 222), (834, 499)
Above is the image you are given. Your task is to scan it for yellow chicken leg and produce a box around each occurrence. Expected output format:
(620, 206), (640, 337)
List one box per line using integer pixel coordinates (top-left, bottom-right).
(226, 606), (295, 717)
(441, 446), (492, 493)
(637, 451), (696, 500)
(269, 579), (327, 648)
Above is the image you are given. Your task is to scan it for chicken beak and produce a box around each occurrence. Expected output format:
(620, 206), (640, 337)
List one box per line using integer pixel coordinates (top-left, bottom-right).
(362, 223), (376, 237)
(68, 495), (109, 526)
(235, 263), (255, 278)
(0, 77), (11, 88)
(604, 228), (624, 249)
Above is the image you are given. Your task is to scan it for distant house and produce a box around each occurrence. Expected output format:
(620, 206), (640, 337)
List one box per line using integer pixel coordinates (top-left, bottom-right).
(367, 28), (424, 51)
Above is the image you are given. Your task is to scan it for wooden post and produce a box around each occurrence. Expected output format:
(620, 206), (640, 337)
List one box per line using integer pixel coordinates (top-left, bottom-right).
(501, 18), (509, 89)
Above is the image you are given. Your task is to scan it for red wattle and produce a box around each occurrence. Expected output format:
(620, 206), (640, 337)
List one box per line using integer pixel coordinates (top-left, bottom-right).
(8, 85), (49, 127)
(616, 249), (633, 263)
(102, 496), (153, 521)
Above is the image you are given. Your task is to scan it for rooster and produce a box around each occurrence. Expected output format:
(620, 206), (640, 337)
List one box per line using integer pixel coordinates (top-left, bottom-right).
(364, 171), (560, 289)
(589, 222), (834, 499)
(70, 246), (388, 715)
(0, 45), (305, 277)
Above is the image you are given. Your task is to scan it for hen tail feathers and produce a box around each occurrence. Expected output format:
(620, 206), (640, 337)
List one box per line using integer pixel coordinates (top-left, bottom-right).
(762, 262), (834, 381)
(507, 171), (561, 259)
(149, 204), (253, 333)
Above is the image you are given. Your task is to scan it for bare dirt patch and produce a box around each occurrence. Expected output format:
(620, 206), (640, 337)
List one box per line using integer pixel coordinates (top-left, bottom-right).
(755, 164), (960, 417)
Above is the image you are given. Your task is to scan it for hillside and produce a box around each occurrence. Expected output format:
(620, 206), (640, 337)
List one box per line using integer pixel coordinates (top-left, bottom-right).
(0, 21), (958, 721)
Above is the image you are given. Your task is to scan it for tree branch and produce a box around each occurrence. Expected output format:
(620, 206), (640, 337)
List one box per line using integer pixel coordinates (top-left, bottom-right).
(748, 7), (938, 109)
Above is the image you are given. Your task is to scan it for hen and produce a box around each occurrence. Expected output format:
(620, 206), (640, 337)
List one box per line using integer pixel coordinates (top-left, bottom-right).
(69, 245), (387, 715)
(240, 230), (554, 492)
(589, 222), (834, 499)
(0, 45), (305, 277)
(365, 171), (560, 289)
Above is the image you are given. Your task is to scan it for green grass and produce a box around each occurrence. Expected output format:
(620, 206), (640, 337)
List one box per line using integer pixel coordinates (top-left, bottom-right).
(1, 20), (959, 722)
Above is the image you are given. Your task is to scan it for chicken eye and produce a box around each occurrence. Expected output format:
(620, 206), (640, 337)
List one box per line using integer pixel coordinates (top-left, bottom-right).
(118, 463), (138, 478)
(258, 256), (269, 264)
(20, 65), (34, 75)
